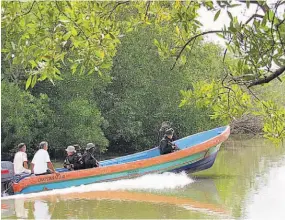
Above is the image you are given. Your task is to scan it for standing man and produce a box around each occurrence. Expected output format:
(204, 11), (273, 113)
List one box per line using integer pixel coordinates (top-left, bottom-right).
(31, 141), (56, 175)
(13, 143), (31, 175)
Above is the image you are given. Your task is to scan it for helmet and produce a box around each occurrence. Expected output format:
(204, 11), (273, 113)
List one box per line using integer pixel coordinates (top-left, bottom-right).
(165, 128), (174, 135)
(86, 143), (95, 150)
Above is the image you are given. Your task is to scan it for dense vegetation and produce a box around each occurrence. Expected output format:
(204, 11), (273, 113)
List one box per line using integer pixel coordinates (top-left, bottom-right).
(1, 25), (224, 159)
(1, 1), (285, 159)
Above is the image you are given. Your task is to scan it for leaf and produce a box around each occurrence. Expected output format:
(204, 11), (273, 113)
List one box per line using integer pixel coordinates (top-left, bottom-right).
(59, 15), (70, 23)
(31, 75), (38, 88)
(63, 32), (72, 41)
(38, 73), (47, 81)
(194, 19), (202, 26)
(179, 99), (187, 108)
(98, 70), (103, 77)
(108, 32), (115, 39)
(71, 27), (78, 36)
(228, 4), (241, 8)
(216, 33), (224, 38)
(214, 10), (221, 21)
(180, 55), (187, 65)
(153, 39), (160, 47)
(71, 63), (78, 74)
(26, 75), (32, 90)
(11, 42), (16, 50)
(73, 40), (80, 48)
(19, 19), (25, 27)
(53, 74), (63, 80)
(227, 11), (233, 20)
(54, 67), (61, 74)
(268, 10), (274, 21)
(79, 65), (85, 75)
(126, 28), (133, 32)
(87, 69), (94, 75)
(29, 60), (37, 69)
(175, 26), (180, 35)
(100, 62), (112, 69)
(95, 50), (105, 59)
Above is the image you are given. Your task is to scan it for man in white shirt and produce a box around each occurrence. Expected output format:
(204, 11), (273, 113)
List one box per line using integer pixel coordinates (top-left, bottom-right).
(13, 143), (31, 175)
(31, 141), (56, 175)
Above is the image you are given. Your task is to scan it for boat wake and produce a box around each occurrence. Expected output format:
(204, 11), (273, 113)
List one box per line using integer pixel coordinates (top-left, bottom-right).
(1, 172), (193, 200)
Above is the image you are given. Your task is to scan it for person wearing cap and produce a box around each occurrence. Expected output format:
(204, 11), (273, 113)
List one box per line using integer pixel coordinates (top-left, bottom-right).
(63, 145), (84, 171)
(31, 141), (57, 175)
(13, 143), (31, 175)
(158, 122), (179, 146)
(81, 143), (99, 169)
(159, 128), (179, 155)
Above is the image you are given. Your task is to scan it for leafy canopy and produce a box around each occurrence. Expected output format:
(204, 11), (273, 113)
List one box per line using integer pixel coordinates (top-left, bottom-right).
(2, 0), (285, 143)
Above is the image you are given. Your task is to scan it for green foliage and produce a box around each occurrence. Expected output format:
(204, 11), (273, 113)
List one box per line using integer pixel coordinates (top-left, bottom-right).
(180, 79), (285, 144)
(180, 81), (252, 122)
(97, 26), (223, 152)
(1, 81), (54, 157)
(1, 1), (121, 87)
(1, 0), (284, 151)
(254, 101), (285, 144)
(32, 73), (109, 153)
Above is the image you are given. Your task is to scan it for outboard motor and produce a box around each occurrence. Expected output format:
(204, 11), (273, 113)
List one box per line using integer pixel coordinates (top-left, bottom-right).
(1, 161), (14, 196)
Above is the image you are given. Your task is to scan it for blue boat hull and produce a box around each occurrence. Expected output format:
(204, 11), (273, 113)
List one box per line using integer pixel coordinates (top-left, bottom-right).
(172, 151), (218, 173)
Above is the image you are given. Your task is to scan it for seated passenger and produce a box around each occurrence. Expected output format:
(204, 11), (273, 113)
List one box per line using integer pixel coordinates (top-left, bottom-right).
(82, 143), (99, 169)
(63, 146), (84, 170)
(31, 141), (57, 175)
(159, 128), (179, 155)
(13, 143), (31, 175)
(73, 144), (83, 157)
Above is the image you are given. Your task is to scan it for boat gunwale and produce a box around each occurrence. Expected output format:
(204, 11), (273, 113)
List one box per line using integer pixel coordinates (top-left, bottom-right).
(101, 126), (228, 164)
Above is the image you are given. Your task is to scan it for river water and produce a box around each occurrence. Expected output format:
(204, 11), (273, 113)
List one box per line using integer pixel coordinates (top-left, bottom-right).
(1, 136), (285, 219)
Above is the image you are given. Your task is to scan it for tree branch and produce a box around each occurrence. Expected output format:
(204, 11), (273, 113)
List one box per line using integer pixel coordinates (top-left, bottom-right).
(145, 1), (151, 21)
(248, 65), (285, 87)
(171, 30), (230, 70)
(13, 1), (36, 21)
(107, 1), (130, 19)
(55, 2), (89, 41)
(276, 18), (285, 28)
(245, 14), (264, 25)
(237, 0), (269, 13)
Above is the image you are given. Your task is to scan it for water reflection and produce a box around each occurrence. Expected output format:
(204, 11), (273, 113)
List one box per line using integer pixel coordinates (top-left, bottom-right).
(14, 198), (28, 219)
(244, 158), (285, 220)
(1, 178), (230, 219)
(33, 200), (52, 220)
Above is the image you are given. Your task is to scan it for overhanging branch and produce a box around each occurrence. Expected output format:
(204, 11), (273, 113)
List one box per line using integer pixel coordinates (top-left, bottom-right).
(107, 1), (130, 19)
(171, 30), (230, 70)
(13, 1), (36, 21)
(245, 14), (264, 24)
(237, 0), (269, 13)
(248, 65), (285, 87)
